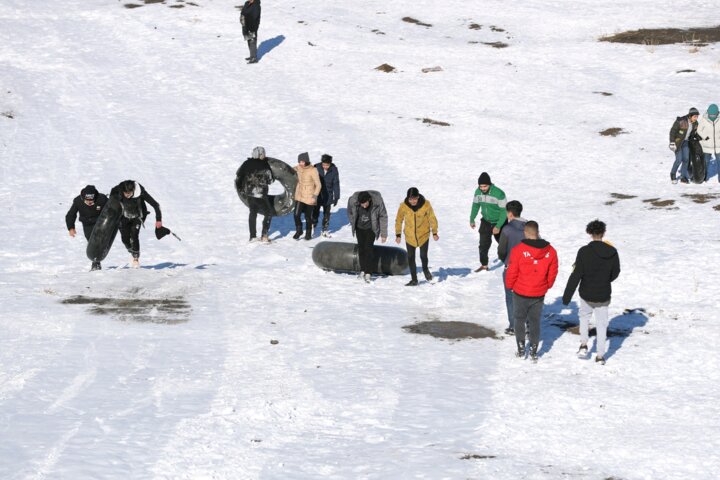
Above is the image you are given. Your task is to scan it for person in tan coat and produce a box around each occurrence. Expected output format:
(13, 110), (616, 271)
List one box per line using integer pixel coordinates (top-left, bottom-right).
(293, 152), (321, 240)
(395, 187), (439, 286)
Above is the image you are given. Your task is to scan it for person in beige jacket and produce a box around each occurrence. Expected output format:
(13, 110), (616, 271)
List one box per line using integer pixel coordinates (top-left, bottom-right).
(293, 152), (321, 240)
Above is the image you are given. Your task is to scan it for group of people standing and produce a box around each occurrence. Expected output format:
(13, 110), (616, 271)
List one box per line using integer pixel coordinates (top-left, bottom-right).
(669, 104), (720, 183)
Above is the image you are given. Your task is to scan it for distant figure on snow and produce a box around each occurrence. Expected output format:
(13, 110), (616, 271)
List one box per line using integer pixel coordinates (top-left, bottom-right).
(698, 103), (720, 182)
(240, 0), (261, 64)
(562, 219), (620, 365)
(312, 154), (340, 237)
(110, 180), (162, 268)
(496, 200), (527, 335)
(470, 171), (507, 272)
(66, 185), (108, 271)
(348, 190), (388, 283)
(237, 146), (274, 243)
(394, 187), (439, 286)
(293, 152), (321, 240)
(505, 221), (558, 362)
(669, 107), (700, 184)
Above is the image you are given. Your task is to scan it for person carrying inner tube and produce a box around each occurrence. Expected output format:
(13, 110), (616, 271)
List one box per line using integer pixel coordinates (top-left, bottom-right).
(237, 146), (274, 243)
(110, 180), (162, 268)
(293, 152), (321, 240)
(66, 185), (108, 271)
(348, 190), (388, 283)
(394, 187), (439, 286)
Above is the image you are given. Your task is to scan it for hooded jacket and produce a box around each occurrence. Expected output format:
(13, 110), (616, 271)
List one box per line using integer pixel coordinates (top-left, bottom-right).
(394, 195), (439, 248)
(65, 193), (108, 230)
(314, 162), (340, 206)
(469, 184), (507, 227)
(237, 157), (274, 198)
(505, 239), (558, 298)
(347, 190), (388, 239)
(669, 115), (698, 150)
(698, 113), (720, 155)
(497, 217), (527, 265)
(110, 182), (161, 223)
(294, 163), (321, 205)
(562, 240), (620, 304)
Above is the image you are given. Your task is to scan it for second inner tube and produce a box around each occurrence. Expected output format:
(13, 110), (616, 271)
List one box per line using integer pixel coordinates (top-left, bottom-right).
(312, 241), (409, 275)
(235, 157), (298, 216)
(86, 196), (122, 262)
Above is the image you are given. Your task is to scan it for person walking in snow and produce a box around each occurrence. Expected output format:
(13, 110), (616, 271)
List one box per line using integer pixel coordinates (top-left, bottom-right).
(240, 0), (261, 64)
(65, 185), (108, 271)
(469, 172), (507, 272)
(312, 154), (340, 237)
(669, 107), (700, 184)
(505, 221), (558, 362)
(698, 104), (720, 182)
(496, 200), (527, 334)
(293, 152), (321, 240)
(394, 187), (439, 286)
(562, 219), (620, 365)
(348, 190), (388, 283)
(236, 146), (274, 243)
(110, 180), (162, 268)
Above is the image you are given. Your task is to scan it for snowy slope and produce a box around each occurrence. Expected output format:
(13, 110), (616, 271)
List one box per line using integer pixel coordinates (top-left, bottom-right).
(1, 0), (719, 478)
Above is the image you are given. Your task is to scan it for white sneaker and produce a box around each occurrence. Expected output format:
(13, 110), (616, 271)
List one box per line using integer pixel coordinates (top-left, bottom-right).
(364, 273), (372, 283)
(321, 230), (331, 238)
(671, 179), (678, 185)
(131, 258), (140, 269)
(260, 235), (271, 244)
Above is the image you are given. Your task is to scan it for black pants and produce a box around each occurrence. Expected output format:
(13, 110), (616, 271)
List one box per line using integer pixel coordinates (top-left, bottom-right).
(81, 223), (95, 241)
(119, 217), (141, 258)
(479, 218), (502, 266)
(407, 240), (429, 281)
(356, 227), (375, 274)
(312, 203), (332, 231)
(247, 197), (272, 238)
(294, 202), (314, 236)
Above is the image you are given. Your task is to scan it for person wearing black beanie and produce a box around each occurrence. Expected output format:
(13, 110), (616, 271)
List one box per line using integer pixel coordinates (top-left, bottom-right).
(312, 153), (341, 236)
(65, 184), (108, 271)
(394, 187), (439, 286)
(469, 172), (507, 272)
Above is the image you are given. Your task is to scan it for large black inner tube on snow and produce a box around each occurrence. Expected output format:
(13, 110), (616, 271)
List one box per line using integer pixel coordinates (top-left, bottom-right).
(235, 157), (298, 216)
(86, 196), (122, 262)
(312, 241), (409, 275)
(688, 136), (706, 184)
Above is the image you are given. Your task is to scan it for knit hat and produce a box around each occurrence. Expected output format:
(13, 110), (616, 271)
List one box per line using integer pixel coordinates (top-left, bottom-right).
(406, 187), (420, 198)
(477, 172), (491, 185)
(81, 185), (98, 201)
(708, 104), (719, 119)
(252, 146), (266, 160)
(688, 107), (700, 117)
(298, 152), (310, 164)
(321, 154), (333, 164)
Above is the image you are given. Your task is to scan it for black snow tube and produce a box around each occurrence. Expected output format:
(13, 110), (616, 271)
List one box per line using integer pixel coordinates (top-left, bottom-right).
(688, 135), (706, 184)
(235, 157), (298, 216)
(86, 197), (122, 262)
(312, 241), (409, 275)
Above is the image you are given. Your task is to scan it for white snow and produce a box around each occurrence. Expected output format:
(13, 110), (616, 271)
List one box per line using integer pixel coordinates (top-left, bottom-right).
(1, 0), (719, 478)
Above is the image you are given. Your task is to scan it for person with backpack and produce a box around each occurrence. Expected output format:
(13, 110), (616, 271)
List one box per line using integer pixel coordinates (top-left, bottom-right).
(65, 185), (108, 271)
(110, 180), (162, 268)
(240, 0), (261, 64)
(669, 107), (700, 184)
(698, 104), (720, 182)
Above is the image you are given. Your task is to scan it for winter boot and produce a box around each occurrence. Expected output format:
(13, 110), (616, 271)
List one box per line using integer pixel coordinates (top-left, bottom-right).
(304, 224), (312, 240)
(293, 229), (303, 240)
(321, 229), (331, 238)
(90, 261), (101, 271)
(423, 268), (433, 281)
(530, 344), (539, 362)
(405, 279), (418, 287)
(515, 341), (526, 358)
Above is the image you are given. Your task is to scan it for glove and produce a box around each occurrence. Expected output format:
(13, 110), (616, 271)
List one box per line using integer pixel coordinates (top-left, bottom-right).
(333, 200), (338, 207)
(669, 143), (676, 152)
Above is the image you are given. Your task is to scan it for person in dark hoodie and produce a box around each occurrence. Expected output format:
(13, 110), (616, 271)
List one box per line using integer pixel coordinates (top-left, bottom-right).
(236, 146), (274, 243)
(347, 190), (388, 283)
(496, 200), (527, 334)
(562, 219), (620, 365)
(669, 107), (700, 184)
(505, 221), (558, 361)
(110, 180), (162, 268)
(394, 187), (439, 286)
(66, 185), (108, 271)
(240, 0), (261, 64)
(312, 154), (340, 237)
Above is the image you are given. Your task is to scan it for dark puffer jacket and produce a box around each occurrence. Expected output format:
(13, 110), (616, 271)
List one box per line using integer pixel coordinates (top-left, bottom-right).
(669, 115), (698, 150)
(314, 162), (340, 206)
(65, 193), (108, 230)
(562, 240), (620, 304)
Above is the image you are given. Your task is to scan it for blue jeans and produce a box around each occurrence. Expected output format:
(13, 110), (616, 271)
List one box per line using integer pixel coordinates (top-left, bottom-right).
(670, 141), (689, 180)
(503, 268), (513, 329)
(705, 153), (718, 181)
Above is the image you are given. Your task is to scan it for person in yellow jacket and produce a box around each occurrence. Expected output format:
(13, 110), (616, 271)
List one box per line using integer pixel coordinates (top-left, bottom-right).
(293, 152), (321, 240)
(395, 187), (439, 286)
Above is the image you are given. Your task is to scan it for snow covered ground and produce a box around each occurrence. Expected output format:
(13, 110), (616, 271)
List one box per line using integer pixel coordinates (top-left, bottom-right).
(1, 0), (719, 478)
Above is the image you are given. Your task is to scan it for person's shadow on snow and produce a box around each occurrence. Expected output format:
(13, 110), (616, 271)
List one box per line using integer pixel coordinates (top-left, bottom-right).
(536, 296), (569, 357)
(258, 35), (285, 60)
(605, 308), (649, 361)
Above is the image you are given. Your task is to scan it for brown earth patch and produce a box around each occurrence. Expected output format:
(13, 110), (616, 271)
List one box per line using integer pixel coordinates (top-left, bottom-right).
(468, 41), (479, 44)
(600, 127), (627, 137)
(610, 193), (636, 199)
(490, 26), (505, 32)
(714, 204), (720, 211)
(124, 3), (143, 7)
(461, 454), (497, 460)
(169, 4), (184, 7)
(594, 91), (613, 96)
(605, 200), (617, 206)
(483, 41), (509, 48)
(418, 117), (451, 127)
(677, 69), (696, 73)
(402, 17), (432, 27)
(599, 26), (720, 45)
(682, 193), (720, 203)
(371, 29), (386, 35)
(421, 66), (443, 73)
(403, 321), (496, 339)
(62, 295), (191, 324)
(643, 198), (676, 208)
(144, 0), (164, 3)
(1, 111), (14, 119)
(469, 23), (482, 30)
(375, 63), (396, 73)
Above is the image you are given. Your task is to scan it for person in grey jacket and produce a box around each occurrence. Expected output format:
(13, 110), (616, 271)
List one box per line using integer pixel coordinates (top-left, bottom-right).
(497, 200), (527, 334)
(347, 190), (388, 282)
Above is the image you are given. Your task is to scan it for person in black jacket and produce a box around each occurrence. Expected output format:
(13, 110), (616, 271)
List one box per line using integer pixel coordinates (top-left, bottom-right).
(65, 185), (108, 270)
(110, 180), (162, 268)
(312, 154), (340, 237)
(236, 146), (274, 242)
(240, 0), (261, 64)
(669, 107), (700, 184)
(562, 219), (620, 365)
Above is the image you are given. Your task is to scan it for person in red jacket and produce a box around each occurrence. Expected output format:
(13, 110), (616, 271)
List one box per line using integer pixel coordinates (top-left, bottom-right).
(505, 220), (558, 361)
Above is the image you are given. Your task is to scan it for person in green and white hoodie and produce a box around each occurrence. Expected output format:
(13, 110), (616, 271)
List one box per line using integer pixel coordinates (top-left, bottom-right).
(470, 172), (507, 272)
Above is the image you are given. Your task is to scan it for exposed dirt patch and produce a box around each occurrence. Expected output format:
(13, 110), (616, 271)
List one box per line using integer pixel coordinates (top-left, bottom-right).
(677, 69), (696, 73)
(600, 127), (627, 137)
(1, 111), (14, 119)
(375, 63), (396, 73)
(468, 23), (482, 30)
(417, 117), (451, 127)
(402, 17), (432, 27)
(468, 41), (479, 44)
(599, 26), (720, 45)
(170, 4), (184, 8)
(144, 0), (164, 3)
(643, 198), (676, 209)
(610, 193), (636, 200)
(461, 454), (496, 460)
(594, 91), (613, 96)
(605, 200), (617, 206)
(403, 321), (496, 339)
(490, 26), (505, 32)
(682, 193), (720, 204)
(551, 319), (631, 338)
(421, 66), (443, 73)
(371, 29), (386, 35)
(62, 295), (191, 324)
(714, 204), (720, 211)
(124, 3), (143, 8)
(483, 41), (509, 49)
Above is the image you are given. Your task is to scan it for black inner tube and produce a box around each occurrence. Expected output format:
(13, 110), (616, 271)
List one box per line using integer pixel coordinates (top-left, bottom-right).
(235, 157), (298, 216)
